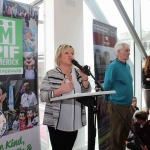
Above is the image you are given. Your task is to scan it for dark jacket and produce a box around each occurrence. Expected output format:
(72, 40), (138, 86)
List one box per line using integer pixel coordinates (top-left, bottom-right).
(131, 106), (139, 116)
(133, 122), (150, 149)
(142, 68), (150, 89)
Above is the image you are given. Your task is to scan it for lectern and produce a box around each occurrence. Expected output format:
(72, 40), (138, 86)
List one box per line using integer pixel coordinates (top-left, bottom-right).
(51, 90), (116, 150)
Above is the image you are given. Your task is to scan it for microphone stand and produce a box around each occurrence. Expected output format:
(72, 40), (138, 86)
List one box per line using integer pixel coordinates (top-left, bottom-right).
(82, 66), (145, 149)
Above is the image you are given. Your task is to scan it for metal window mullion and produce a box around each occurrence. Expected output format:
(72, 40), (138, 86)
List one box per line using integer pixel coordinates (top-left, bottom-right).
(113, 0), (147, 59)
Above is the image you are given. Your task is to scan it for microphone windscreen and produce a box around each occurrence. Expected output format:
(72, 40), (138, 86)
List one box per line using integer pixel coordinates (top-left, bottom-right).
(72, 59), (77, 65)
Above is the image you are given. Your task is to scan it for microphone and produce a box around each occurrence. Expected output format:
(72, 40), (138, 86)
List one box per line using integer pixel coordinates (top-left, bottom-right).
(72, 59), (91, 76)
(72, 59), (104, 91)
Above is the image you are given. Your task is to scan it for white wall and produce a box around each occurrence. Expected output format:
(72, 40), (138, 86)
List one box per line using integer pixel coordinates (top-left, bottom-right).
(44, 0), (86, 149)
(54, 0), (84, 64)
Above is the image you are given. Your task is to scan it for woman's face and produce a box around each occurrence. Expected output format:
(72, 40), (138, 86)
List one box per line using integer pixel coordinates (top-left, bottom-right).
(59, 47), (74, 67)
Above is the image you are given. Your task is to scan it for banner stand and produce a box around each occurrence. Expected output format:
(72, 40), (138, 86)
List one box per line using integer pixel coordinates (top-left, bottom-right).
(0, 0), (41, 149)
(93, 19), (117, 150)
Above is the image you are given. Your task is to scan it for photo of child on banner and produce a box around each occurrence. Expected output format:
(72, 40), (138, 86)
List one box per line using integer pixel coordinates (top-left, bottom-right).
(23, 28), (38, 52)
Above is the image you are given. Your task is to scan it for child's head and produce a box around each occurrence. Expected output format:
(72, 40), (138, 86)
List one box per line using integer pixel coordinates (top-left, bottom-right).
(135, 111), (147, 123)
(27, 109), (33, 119)
(19, 111), (26, 120)
(33, 111), (37, 117)
(132, 96), (137, 107)
(27, 65), (32, 70)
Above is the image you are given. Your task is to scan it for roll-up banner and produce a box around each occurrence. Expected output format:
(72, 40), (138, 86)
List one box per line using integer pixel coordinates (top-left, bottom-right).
(0, 0), (41, 149)
(93, 19), (117, 150)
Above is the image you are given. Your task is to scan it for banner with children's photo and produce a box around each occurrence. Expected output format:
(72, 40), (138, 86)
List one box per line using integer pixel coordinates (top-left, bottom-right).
(0, 0), (40, 149)
(93, 19), (117, 150)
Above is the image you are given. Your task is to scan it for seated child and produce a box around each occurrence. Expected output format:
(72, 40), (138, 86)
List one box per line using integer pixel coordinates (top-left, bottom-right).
(126, 111), (150, 150)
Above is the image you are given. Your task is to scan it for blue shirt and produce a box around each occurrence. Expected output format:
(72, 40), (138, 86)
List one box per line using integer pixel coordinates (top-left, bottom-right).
(104, 59), (133, 106)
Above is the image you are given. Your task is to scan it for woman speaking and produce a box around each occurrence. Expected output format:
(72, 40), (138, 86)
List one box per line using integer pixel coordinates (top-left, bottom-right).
(40, 44), (91, 150)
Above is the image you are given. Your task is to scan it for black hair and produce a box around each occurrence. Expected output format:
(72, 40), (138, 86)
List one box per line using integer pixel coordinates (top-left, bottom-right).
(0, 84), (7, 94)
(135, 111), (147, 121)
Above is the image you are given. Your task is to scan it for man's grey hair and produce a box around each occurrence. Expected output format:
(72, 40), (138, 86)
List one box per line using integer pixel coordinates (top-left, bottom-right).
(114, 41), (130, 55)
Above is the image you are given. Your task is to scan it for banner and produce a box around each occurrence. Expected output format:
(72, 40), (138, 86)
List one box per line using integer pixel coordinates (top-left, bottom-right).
(93, 19), (117, 150)
(0, 16), (23, 75)
(0, 0), (40, 149)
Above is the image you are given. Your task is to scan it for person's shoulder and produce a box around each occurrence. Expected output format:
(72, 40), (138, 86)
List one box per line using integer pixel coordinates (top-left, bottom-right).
(107, 60), (117, 69)
(21, 93), (25, 98)
(31, 92), (36, 97)
(46, 68), (58, 74)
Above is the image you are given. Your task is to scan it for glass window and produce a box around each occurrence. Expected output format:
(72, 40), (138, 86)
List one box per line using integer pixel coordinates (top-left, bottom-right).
(141, 0), (150, 55)
(84, 0), (134, 88)
(95, 0), (134, 87)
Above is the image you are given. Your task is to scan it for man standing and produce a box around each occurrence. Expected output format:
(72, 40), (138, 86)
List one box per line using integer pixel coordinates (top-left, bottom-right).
(104, 41), (133, 150)
(20, 81), (37, 108)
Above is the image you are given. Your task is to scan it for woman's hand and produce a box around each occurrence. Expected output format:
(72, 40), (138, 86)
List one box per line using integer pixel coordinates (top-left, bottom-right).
(79, 66), (90, 89)
(79, 66), (90, 81)
(59, 78), (74, 94)
(146, 78), (150, 81)
(53, 78), (74, 97)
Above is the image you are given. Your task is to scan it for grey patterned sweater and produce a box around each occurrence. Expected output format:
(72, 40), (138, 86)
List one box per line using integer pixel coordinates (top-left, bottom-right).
(40, 67), (91, 129)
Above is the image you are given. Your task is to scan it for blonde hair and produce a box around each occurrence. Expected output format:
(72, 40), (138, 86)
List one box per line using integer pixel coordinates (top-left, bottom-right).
(54, 44), (74, 67)
(144, 56), (150, 75)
